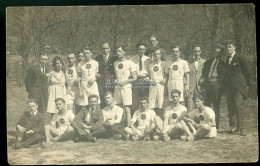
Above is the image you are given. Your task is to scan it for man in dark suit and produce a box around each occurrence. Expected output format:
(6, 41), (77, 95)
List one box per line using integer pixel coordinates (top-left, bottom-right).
(15, 99), (45, 149)
(95, 42), (118, 109)
(25, 54), (50, 115)
(223, 41), (251, 136)
(186, 45), (206, 112)
(200, 44), (227, 129)
(71, 94), (103, 142)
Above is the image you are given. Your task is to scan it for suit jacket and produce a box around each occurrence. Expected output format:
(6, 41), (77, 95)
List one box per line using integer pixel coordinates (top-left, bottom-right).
(74, 105), (104, 131)
(223, 53), (251, 97)
(24, 64), (50, 100)
(95, 54), (118, 80)
(17, 111), (45, 134)
(202, 58), (226, 89)
(187, 57), (206, 92)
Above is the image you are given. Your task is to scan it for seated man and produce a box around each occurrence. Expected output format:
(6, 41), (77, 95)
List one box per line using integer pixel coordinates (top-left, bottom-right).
(125, 97), (156, 141)
(71, 94), (103, 143)
(183, 93), (217, 140)
(154, 89), (189, 141)
(43, 98), (75, 146)
(15, 99), (45, 149)
(93, 91), (126, 140)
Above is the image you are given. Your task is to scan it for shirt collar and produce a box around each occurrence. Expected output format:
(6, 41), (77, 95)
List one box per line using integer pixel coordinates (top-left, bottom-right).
(103, 53), (110, 59)
(193, 56), (200, 61)
(229, 51), (235, 58)
(30, 110), (37, 116)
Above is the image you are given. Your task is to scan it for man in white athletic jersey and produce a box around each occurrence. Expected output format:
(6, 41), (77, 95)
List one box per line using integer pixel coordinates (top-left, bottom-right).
(114, 46), (137, 127)
(165, 46), (190, 104)
(65, 52), (80, 114)
(125, 97), (156, 141)
(154, 89), (189, 141)
(77, 47), (100, 107)
(183, 93), (217, 140)
(147, 47), (166, 117)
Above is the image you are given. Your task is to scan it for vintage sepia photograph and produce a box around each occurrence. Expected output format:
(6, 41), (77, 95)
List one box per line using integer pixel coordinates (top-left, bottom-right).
(6, 4), (258, 164)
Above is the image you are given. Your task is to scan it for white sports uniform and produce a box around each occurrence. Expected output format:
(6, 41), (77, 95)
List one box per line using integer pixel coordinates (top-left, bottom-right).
(78, 60), (100, 106)
(148, 61), (166, 109)
(114, 60), (136, 105)
(164, 104), (187, 134)
(51, 111), (75, 136)
(165, 59), (190, 102)
(125, 109), (156, 136)
(188, 107), (217, 138)
(65, 66), (78, 109)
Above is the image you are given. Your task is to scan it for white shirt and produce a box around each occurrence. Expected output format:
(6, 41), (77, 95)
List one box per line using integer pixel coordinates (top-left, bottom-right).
(131, 109), (156, 128)
(65, 65), (78, 87)
(164, 104), (187, 125)
(102, 105), (123, 124)
(193, 56), (200, 70)
(188, 107), (215, 125)
(51, 111), (75, 128)
(130, 55), (152, 76)
(30, 110), (38, 116)
(165, 59), (190, 80)
(114, 60), (136, 87)
(149, 61), (166, 82)
(80, 59), (99, 81)
(229, 51), (235, 65)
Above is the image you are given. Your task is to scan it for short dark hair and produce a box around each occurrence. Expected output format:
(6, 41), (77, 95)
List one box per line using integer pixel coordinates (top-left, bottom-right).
(149, 34), (157, 39)
(102, 42), (110, 48)
(52, 56), (64, 68)
(104, 91), (114, 98)
(136, 42), (146, 49)
(152, 47), (162, 53)
(88, 94), (99, 101)
(116, 45), (127, 52)
(139, 96), (148, 102)
(27, 98), (38, 105)
(172, 45), (181, 51)
(83, 47), (92, 52)
(55, 98), (66, 103)
(67, 52), (75, 57)
(193, 93), (204, 102)
(226, 40), (236, 47)
(171, 89), (181, 97)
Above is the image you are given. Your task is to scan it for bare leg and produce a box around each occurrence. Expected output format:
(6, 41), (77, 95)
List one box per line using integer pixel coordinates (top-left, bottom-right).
(58, 126), (74, 141)
(44, 125), (59, 142)
(154, 116), (163, 133)
(124, 106), (131, 127)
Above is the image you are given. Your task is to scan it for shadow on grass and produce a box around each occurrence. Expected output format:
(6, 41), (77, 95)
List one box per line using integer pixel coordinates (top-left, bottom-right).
(7, 131), (17, 147)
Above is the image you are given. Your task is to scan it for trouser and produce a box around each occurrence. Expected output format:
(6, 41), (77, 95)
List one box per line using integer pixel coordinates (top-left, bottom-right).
(70, 120), (91, 137)
(227, 90), (244, 130)
(204, 80), (222, 129)
(132, 78), (150, 113)
(16, 131), (42, 147)
(91, 123), (125, 138)
(185, 87), (200, 113)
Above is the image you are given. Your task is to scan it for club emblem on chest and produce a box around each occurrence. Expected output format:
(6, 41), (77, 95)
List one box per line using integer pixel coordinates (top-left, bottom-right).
(118, 63), (124, 69)
(86, 64), (92, 69)
(172, 65), (179, 71)
(171, 113), (178, 119)
(153, 66), (159, 72)
(59, 118), (65, 124)
(68, 69), (73, 75)
(140, 114), (146, 120)
(199, 115), (204, 121)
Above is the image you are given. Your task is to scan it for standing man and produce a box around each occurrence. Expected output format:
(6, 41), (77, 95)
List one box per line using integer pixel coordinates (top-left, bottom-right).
(65, 52), (80, 114)
(200, 44), (226, 129)
(25, 54), (50, 115)
(130, 42), (152, 112)
(147, 48), (166, 117)
(96, 42), (118, 109)
(165, 46), (190, 105)
(71, 94), (103, 143)
(186, 45), (206, 112)
(145, 34), (168, 61)
(114, 46), (137, 127)
(15, 99), (45, 149)
(223, 41), (251, 136)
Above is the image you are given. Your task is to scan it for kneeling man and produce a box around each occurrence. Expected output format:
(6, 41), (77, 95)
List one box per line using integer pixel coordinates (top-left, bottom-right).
(71, 94), (103, 143)
(183, 94), (217, 140)
(125, 97), (156, 141)
(44, 98), (75, 145)
(15, 99), (45, 149)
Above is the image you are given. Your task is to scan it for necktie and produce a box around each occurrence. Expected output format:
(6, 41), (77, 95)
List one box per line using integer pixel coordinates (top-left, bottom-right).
(210, 60), (218, 78)
(139, 56), (142, 71)
(104, 56), (108, 63)
(43, 66), (45, 76)
(228, 56), (232, 65)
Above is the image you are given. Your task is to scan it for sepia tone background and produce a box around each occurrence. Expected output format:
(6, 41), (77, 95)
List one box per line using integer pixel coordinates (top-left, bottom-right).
(6, 4), (258, 164)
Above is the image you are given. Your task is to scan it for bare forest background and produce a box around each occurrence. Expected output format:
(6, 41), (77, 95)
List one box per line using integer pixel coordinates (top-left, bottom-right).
(6, 4), (257, 95)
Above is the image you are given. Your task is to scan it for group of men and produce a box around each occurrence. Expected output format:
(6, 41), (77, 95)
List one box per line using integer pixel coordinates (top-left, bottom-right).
(15, 35), (251, 149)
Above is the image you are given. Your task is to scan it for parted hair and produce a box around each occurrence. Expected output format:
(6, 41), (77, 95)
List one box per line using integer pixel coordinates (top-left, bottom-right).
(104, 91), (114, 98)
(193, 93), (204, 102)
(88, 94), (99, 101)
(27, 98), (39, 105)
(55, 98), (66, 103)
(171, 89), (181, 97)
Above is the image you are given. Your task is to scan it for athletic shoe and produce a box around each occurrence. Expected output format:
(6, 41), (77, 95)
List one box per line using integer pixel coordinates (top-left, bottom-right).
(187, 135), (194, 142)
(153, 135), (160, 141)
(163, 135), (170, 141)
(113, 134), (122, 140)
(89, 136), (96, 143)
(180, 135), (187, 141)
(144, 137), (150, 141)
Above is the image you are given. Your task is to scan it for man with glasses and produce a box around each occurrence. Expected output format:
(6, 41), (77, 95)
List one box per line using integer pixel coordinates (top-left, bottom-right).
(145, 34), (168, 61)
(130, 42), (152, 112)
(186, 45), (206, 112)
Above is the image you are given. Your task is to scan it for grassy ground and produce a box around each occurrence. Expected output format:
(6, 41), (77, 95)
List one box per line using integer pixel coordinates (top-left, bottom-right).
(7, 84), (258, 164)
